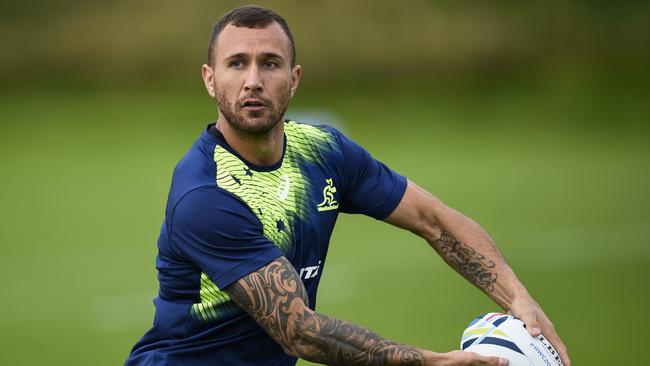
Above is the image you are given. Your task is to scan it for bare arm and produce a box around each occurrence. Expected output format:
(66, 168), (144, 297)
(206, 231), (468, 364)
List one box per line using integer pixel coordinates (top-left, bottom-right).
(384, 180), (570, 366)
(225, 256), (505, 366)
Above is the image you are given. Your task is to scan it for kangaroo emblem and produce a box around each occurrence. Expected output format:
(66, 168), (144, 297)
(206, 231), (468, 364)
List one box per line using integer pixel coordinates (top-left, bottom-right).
(316, 178), (339, 212)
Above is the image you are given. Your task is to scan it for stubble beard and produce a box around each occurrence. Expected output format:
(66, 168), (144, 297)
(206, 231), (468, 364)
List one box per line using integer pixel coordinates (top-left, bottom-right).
(216, 87), (291, 139)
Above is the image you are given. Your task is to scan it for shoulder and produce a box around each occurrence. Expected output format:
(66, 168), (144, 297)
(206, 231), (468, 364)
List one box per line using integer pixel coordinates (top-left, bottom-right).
(164, 131), (261, 233)
(283, 120), (347, 161)
(167, 185), (265, 259)
(167, 130), (226, 211)
(171, 138), (218, 191)
(170, 185), (257, 231)
(285, 120), (343, 146)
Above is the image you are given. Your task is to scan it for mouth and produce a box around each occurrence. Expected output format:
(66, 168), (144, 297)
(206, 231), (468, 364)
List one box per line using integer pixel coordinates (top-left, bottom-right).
(240, 99), (267, 111)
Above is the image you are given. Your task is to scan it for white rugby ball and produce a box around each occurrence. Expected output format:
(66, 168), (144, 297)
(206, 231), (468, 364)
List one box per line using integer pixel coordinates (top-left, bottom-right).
(460, 313), (563, 366)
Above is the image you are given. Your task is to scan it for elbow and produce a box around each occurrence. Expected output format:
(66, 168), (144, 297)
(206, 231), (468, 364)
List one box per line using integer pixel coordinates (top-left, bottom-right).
(287, 315), (326, 360)
(275, 306), (321, 360)
(279, 329), (315, 360)
(414, 207), (443, 244)
(281, 344), (301, 359)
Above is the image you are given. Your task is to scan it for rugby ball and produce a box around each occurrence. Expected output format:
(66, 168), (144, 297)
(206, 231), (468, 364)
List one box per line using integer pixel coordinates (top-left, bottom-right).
(460, 313), (563, 366)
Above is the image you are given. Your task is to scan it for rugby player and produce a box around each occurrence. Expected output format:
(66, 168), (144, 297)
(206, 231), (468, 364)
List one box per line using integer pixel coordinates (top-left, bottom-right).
(125, 5), (570, 366)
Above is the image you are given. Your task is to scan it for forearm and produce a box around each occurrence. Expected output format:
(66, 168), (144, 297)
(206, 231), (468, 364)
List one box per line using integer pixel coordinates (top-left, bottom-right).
(293, 308), (428, 365)
(426, 203), (528, 311)
(226, 257), (436, 365)
(386, 181), (570, 365)
(385, 181), (528, 310)
(425, 201), (572, 366)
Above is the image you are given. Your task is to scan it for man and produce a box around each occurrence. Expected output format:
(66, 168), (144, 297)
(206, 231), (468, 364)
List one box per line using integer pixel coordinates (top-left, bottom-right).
(126, 5), (570, 366)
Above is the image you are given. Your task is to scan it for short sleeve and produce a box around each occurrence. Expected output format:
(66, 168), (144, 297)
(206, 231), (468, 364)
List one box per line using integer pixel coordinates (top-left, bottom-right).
(169, 186), (283, 289)
(334, 130), (407, 219)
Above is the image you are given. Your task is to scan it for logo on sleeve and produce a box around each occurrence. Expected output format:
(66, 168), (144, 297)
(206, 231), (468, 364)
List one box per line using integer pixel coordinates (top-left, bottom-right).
(316, 178), (339, 212)
(299, 261), (322, 280)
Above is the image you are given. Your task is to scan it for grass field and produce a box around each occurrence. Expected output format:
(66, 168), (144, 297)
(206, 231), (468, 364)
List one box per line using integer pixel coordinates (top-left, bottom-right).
(0, 84), (648, 365)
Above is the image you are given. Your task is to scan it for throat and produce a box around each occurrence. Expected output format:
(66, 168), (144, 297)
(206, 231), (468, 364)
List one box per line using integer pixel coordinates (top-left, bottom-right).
(217, 121), (285, 167)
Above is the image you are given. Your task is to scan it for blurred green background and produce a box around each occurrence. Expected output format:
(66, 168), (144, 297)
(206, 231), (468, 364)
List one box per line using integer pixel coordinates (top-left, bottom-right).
(1, 1), (648, 365)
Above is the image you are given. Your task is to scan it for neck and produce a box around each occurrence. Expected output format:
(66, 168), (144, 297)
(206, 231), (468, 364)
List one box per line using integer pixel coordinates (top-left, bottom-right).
(216, 117), (285, 167)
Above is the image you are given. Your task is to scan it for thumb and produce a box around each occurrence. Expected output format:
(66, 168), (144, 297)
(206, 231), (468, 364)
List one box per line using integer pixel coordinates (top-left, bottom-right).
(486, 356), (509, 366)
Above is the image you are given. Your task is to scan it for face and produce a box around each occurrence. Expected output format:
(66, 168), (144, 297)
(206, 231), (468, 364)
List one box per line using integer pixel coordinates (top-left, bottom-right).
(202, 22), (301, 137)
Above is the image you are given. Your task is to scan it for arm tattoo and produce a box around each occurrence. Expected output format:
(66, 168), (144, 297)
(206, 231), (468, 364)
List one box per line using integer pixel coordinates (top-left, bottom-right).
(226, 257), (424, 365)
(434, 230), (498, 292)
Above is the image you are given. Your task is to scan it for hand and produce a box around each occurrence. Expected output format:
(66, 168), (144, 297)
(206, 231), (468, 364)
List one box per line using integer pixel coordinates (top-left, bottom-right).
(508, 295), (571, 366)
(428, 350), (508, 366)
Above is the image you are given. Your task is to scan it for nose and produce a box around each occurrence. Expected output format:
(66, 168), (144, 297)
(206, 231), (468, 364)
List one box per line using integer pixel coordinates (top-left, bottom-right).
(243, 65), (263, 93)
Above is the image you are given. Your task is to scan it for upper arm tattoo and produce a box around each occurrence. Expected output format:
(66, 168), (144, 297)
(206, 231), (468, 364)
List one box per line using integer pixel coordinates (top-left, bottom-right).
(225, 256), (425, 365)
(433, 230), (498, 292)
(225, 256), (309, 349)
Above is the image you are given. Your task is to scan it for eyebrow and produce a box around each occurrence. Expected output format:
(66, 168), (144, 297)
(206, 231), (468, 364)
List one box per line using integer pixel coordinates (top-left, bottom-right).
(224, 52), (285, 62)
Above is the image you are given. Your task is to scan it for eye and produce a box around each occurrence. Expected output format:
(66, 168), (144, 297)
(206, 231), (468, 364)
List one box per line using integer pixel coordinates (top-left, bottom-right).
(230, 61), (244, 69)
(263, 61), (277, 69)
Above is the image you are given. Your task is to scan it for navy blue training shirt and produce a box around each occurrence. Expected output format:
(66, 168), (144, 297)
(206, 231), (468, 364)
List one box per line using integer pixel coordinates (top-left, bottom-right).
(125, 120), (407, 365)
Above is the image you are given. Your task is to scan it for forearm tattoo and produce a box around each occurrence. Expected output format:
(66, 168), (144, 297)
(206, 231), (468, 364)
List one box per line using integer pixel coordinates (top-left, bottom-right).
(434, 230), (498, 292)
(226, 257), (424, 365)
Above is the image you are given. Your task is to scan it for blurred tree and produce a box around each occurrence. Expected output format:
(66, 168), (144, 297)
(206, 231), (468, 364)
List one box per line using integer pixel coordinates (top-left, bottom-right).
(0, 0), (648, 90)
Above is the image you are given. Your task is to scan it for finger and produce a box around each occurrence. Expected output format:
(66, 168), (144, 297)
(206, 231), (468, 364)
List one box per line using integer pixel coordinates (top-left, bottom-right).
(463, 351), (508, 366)
(538, 320), (571, 366)
(477, 355), (508, 366)
(553, 341), (571, 366)
(518, 311), (541, 337)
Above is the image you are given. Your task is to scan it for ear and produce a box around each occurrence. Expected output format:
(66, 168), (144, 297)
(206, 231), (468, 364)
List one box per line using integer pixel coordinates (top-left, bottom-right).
(201, 64), (216, 98)
(290, 65), (302, 98)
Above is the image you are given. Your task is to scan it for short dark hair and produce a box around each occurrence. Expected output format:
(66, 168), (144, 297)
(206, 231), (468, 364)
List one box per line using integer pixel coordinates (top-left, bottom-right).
(207, 5), (296, 67)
